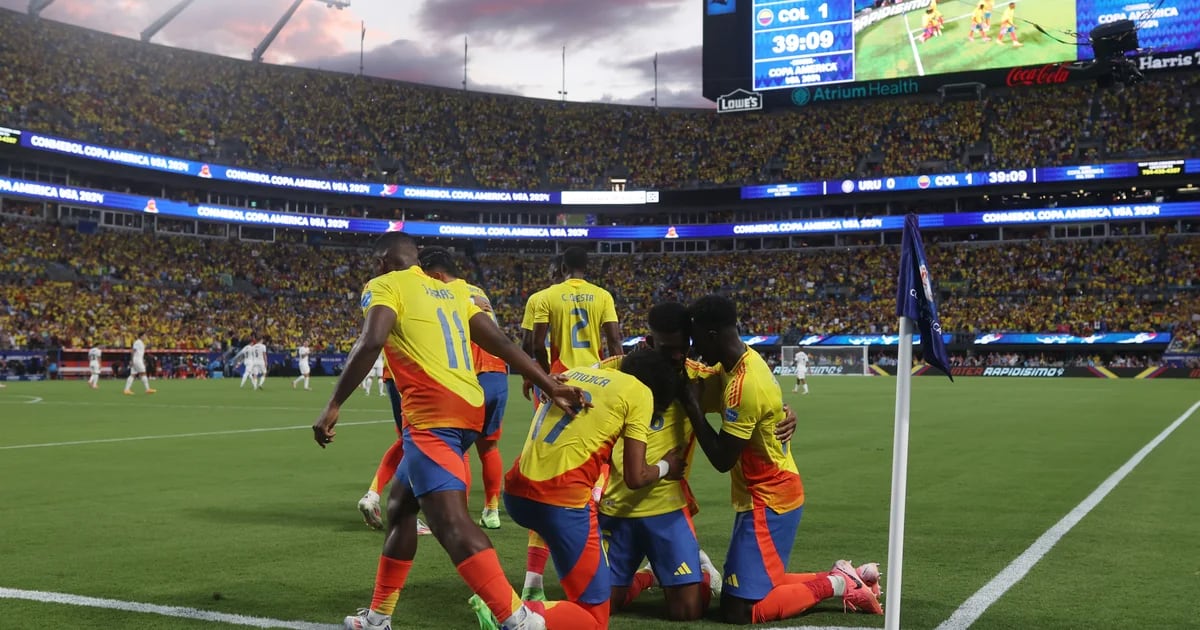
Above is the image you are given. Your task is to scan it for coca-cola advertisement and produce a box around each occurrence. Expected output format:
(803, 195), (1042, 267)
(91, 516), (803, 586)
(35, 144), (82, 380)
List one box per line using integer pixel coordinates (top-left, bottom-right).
(1006, 63), (1073, 87)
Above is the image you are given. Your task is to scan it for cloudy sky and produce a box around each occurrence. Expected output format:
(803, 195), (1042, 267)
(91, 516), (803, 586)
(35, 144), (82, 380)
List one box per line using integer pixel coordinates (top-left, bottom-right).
(0, 0), (710, 107)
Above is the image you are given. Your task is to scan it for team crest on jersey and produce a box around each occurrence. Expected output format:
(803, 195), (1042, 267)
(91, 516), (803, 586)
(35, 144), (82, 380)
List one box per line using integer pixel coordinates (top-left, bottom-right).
(361, 290), (372, 308)
(724, 408), (739, 424)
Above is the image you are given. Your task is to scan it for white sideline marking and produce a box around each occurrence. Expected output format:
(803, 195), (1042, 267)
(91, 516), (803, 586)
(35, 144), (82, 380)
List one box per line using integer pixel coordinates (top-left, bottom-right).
(904, 10), (926, 76)
(0, 587), (338, 629)
(0, 399), (382, 412)
(936, 400), (1200, 630)
(0, 420), (392, 450)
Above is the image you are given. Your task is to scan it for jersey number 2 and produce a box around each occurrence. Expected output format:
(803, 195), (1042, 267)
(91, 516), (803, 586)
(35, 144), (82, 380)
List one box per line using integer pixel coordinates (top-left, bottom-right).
(436, 308), (473, 371)
(569, 308), (591, 348)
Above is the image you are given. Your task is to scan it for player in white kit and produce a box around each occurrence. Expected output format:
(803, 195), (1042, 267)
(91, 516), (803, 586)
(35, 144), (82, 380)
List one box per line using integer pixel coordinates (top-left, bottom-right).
(235, 341), (256, 389)
(87, 345), (102, 389)
(362, 353), (385, 396)
(292, 343), (312, 391)
(792, 349), (810, 394)
(251, 339), (268, 389)
(123, 333), (156, 395)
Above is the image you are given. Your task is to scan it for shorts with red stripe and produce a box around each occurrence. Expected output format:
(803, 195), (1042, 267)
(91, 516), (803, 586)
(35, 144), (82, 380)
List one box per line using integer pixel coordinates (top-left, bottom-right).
(396, 426), (479, 497)
(504, 493), (609, 605)
(722, 504), (804, 601)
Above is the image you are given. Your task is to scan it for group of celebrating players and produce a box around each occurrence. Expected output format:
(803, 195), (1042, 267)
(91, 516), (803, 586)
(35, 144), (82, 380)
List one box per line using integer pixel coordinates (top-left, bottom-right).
(920, 0), (1022, 46)
(311, 234), (884, 630)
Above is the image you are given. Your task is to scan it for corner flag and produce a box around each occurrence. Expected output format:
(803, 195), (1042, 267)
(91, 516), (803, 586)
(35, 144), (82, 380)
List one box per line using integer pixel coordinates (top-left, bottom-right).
(896, 214), (952, 380)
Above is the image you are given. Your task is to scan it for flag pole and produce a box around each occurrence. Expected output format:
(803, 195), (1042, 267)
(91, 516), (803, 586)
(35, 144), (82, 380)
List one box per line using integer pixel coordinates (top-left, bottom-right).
(884, 315), (914, 630)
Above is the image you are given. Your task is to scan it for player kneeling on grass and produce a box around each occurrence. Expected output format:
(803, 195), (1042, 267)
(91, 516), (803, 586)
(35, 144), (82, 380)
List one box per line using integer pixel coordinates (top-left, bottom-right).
(492, 349), (685, 630)
(599, 302), (800, 621)
(682, 295), (882, 624)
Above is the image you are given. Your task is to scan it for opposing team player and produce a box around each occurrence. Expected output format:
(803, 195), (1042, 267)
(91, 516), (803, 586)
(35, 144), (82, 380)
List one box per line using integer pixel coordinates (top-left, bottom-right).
(681, 296), (881, 624)
(968, 3), (990, 41)
(235, 340), (255, 389)
(792, 349), (809, 394)
(363, 353), (386, 396)
(293, 343), (312, 391)
(995, 2), (1021, 47)
(313, 232), (587, 630)
(418, 247), (509, 530)
(87, 344), (102, 389)
(601, 303), (799, 621)
(251, 336), (268, 389)
(123, 332), (156, 395)
(494, 349), (685, 630)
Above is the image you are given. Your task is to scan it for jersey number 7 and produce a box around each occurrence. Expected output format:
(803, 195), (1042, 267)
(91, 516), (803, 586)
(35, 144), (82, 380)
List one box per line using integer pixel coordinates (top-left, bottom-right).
(531, 390), (593, 444)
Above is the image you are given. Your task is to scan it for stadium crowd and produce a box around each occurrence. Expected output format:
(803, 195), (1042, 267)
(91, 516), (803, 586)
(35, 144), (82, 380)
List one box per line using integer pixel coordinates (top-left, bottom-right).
(3, 214), (1196, 360)
(1, 8), (1198, 193)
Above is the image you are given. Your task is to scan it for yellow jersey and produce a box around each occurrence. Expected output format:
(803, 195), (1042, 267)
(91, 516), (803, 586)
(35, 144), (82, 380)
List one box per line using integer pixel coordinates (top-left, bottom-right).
(972, 7), (985, 24)
(361, 266), (484, 430)
(600, 358), (723, 519)
(533, 278), (618, 373)
(504, 366), (652, 509)
(720, 348), (804, 513)
(1001, 6), (1014, 25)
(520, 287), (550, 332)
(459, 280), (507, 375)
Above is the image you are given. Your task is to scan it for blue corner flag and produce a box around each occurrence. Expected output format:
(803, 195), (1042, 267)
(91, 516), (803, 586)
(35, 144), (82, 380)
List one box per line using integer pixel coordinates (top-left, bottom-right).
(896, 214), (953, 381)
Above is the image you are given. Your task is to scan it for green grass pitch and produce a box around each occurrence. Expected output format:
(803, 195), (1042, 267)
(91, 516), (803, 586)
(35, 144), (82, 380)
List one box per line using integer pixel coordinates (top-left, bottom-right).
(854, 0), (1078, 82)
(1, 376), (1197, 629)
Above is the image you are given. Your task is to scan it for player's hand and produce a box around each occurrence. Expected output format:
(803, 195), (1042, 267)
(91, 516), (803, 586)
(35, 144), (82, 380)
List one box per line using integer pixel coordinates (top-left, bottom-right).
(471, 295), (494, 313)
(775, 404), (798, 443)
(522, 377), (534, 401)
(677, 377), (703, 412)
(662, 447), (687, 481)
(548, 383), (592, 417)
(312, 404), (340, 448)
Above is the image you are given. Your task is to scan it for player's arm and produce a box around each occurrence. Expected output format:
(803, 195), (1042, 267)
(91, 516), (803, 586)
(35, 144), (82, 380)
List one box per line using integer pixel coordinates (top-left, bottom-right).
(312, 305), (395, 448)
(470, 312), (588, 414)
(620, 437), (686, 489)
(531, 322), (551, 373)
(602, 321), (623, 360)
(678, 378), (748, 473)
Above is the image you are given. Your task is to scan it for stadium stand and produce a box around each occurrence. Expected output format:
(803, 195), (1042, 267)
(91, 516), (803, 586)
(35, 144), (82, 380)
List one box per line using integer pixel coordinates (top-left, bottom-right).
(1, 7), (1197, 192)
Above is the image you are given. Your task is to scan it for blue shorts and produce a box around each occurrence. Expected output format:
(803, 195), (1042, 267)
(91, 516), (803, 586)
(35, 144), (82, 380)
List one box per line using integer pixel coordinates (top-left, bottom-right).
(385, 380), (403, 432)
(723, 505), (804, 601)
(600, 509), (702, 588)
(504, 493), (609, 605)
(478, 372), (508, 440)
(396, 426), (478, 498)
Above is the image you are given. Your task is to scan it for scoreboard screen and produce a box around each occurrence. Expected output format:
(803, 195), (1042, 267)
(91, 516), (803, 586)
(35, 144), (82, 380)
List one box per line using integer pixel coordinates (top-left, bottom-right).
(704, 0), (1200, 97)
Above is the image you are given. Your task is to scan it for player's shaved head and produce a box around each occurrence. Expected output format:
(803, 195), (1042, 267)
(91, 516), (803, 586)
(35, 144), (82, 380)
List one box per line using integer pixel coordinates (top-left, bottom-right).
(373, 232), (418, 272)
(688, 295), (738, 331)
(648, 302), (691, 337)
(619, 349), (680, 413)
(418, 246), (461, 279)
(562, 246), (588, 273)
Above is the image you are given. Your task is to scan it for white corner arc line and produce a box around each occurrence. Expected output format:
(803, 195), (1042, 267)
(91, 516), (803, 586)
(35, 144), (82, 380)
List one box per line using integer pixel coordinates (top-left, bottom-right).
(0, 587), (339, 629)
(26, 396), (43, 404)
(0, 420), (392, 450)
(936, 399), (1200, 630)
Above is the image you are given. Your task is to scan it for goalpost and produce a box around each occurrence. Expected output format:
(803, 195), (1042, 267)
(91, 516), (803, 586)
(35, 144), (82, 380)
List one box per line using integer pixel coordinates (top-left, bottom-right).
(780, 345), (871, 376)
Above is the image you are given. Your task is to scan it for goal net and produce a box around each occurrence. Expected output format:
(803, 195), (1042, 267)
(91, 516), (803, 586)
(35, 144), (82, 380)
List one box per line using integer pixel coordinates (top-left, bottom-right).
(780, 346), (871, 376)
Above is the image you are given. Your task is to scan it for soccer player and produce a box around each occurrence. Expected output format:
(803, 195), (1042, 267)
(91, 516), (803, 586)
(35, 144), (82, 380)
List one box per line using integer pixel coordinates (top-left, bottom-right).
(983, 0), (995, 29)
(996, 2), (1022, 46)
(235, 340), (255, 389)
(418, 247), (509, 530)
(919, 8), (939, 42)
(364, 353), (385, 396)
(123, 332), (156, 395)
(968, 3), (990, 41)
(792, 350), (809, 394)
(498, 349), (685, 630)
(293, 343), (312, 390)
(313, 232), (587, 630)
(252, 337), (268, 389)
(520, 256), (562, 400)
(681, 295), (881, 624)
(531, 246), (622, 376)
(87, 344), (102, 389)
(602, 303), (800, 621)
